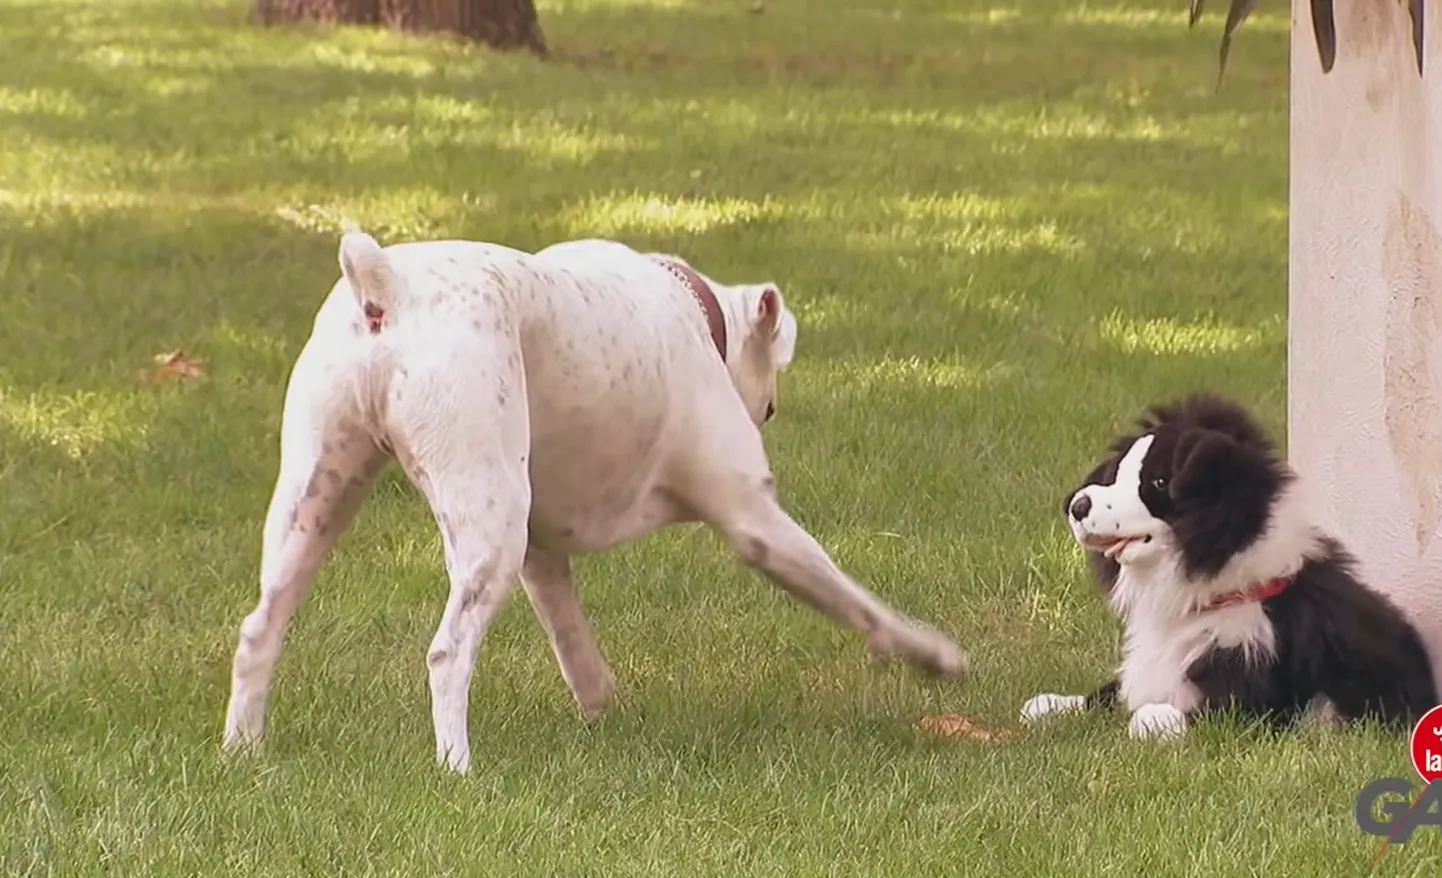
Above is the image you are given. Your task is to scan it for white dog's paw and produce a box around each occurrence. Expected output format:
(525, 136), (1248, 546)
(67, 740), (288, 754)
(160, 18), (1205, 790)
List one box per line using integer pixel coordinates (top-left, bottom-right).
(1020, 693), (1087, 724)
(1127, 703), (1188, 740)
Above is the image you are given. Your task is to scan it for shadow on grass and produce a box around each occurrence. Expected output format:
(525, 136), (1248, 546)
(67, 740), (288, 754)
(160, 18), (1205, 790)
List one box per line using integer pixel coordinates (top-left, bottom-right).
(0, 0), (1285, 199)
(0, 0), (1288, 337)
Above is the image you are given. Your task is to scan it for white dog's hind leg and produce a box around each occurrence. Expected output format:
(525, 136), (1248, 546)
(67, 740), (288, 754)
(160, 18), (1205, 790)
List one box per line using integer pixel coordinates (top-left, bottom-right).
(521, 547), (615, 718)
(223, 350), (385, 752)
(388, 346), (531, 774)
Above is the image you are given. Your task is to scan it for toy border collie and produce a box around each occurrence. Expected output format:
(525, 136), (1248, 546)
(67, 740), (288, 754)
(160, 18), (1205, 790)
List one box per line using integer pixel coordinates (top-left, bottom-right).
(1021, 392), (1438, 740)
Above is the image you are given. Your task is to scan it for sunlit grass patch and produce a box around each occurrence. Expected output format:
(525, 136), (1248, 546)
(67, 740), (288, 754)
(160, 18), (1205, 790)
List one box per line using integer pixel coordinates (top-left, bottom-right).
(939, 6), (1024, 26)
(1098, 311), (1283, 356)
(0, 86), (89, 117)
(1057, 4), (1290, 33)
(787, 292), (870, 330)
(272, 188), (496, 241)
(0, 385), (156, 459)
(800, 355), (1015, 395)
(559, 192), (776, 236)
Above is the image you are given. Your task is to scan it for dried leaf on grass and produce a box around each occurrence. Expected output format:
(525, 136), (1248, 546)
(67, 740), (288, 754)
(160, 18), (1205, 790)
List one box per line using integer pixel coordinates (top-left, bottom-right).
(917, 713), (1017, 742)
(139, 350), (205, 383)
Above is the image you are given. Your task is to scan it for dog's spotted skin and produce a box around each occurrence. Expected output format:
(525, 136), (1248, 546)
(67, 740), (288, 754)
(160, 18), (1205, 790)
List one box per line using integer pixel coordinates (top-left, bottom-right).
(222, 232), (965, 773)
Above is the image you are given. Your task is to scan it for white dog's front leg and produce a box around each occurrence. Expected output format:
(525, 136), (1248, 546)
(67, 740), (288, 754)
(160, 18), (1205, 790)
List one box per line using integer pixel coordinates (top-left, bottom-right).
(714, 491), (965, 677)
(521, 547), (615, 718)
(1127, 703), (1189, 740)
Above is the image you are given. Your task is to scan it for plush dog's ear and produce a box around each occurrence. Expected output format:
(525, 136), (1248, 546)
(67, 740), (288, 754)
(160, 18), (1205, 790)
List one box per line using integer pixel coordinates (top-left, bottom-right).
(1171, 429), (1246, 501)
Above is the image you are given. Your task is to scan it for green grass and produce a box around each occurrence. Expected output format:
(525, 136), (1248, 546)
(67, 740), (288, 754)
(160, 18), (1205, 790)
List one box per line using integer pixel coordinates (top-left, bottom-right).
(1, 0), (1437, 874)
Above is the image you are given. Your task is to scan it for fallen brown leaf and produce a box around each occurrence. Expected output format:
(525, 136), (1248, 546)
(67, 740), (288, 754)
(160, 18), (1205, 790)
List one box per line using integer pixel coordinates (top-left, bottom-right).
(918, 713), (1017, 742)
(139, 349), (205, 383)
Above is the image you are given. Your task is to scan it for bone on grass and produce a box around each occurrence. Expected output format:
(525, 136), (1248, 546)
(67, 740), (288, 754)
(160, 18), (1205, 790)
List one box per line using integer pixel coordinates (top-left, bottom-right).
(918, 713), (1016, 741)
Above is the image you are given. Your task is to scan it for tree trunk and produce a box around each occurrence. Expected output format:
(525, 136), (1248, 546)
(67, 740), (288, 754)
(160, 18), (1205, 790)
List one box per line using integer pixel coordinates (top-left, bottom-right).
(253, 0), (547, 56)
(1289, 0), (1442, 684)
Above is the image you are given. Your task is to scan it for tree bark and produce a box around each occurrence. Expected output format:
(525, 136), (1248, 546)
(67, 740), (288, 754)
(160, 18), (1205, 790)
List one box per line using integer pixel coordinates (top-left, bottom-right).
(1289, 0), (1442, 684)
(254, 0), (547, 56)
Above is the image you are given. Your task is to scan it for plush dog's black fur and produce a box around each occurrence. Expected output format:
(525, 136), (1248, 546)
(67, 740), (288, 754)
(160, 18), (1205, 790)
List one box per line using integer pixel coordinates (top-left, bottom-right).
(1056, 392), (1438, 732)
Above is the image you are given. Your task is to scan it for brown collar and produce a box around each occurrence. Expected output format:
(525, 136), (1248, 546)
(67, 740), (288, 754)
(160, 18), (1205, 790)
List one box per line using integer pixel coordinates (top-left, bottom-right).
(654, 257), (727, 360)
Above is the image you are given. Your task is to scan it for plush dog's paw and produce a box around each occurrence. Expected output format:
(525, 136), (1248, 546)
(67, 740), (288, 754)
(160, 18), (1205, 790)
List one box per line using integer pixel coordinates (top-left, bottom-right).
(1020, 693), (1087, 723)
(1127, 703), (1188, 740)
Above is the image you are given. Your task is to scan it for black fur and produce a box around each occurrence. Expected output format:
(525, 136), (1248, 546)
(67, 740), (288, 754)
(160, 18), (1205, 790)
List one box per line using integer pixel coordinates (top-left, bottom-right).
(1084, 678), (1119, 709)
(1186, 537), (1437, 729)
(1065, 392), (1439, 732)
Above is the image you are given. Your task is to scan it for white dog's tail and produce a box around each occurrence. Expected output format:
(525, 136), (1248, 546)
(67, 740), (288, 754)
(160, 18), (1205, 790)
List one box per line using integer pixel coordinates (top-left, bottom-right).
(338, 229), (403, 321)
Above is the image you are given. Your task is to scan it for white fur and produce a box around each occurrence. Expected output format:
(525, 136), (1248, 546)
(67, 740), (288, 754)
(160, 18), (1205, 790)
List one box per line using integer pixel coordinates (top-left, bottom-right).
(1031, 436), (1323, 739)
(1020, 693), (1087, 723)
(222, 232), (963, 773)
(1127, 703), (1188, 740)
(1066, 434), (1167, 565)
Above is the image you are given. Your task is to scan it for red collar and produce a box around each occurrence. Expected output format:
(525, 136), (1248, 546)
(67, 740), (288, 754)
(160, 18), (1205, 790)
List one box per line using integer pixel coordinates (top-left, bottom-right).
(1196, 574), (1295, 613)
(654, 257), (727, 360)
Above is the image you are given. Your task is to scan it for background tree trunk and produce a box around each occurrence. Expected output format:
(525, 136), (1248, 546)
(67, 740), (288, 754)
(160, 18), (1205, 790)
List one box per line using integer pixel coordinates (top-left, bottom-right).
(253, 0), (547, 56)
(1289, 0), (1442, 684)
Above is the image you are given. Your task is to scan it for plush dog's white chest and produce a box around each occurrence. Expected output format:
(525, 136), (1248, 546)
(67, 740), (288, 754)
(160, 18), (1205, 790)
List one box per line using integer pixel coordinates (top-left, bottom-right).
(1112, 569), (1276, 712)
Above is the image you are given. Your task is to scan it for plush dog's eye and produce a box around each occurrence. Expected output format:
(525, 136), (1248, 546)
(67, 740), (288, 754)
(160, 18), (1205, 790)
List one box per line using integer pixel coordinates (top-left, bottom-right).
(1150, 477), (1168, 491)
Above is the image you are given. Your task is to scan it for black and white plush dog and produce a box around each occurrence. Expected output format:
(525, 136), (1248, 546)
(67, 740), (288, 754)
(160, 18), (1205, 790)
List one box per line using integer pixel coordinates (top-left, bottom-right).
(1020, 392), (1438, 740)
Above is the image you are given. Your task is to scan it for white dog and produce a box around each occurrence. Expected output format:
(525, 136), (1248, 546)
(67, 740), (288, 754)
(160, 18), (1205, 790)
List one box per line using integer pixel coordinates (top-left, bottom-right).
(222, 230), (966, 773)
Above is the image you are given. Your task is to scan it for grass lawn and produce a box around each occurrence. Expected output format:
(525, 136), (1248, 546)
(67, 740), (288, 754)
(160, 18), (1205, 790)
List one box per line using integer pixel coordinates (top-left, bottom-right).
(2, 0), (1438, 874)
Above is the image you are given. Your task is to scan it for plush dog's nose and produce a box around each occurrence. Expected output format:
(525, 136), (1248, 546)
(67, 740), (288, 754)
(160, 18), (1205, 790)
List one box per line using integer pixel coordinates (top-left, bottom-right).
(1069, 495), (1092, 521)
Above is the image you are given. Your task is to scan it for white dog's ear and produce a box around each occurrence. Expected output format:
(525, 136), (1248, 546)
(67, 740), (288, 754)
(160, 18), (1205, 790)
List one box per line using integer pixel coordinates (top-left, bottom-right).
(774, 307), (797, 368)
(753, 284), (782, 333)
(750, 283), (796, 367)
